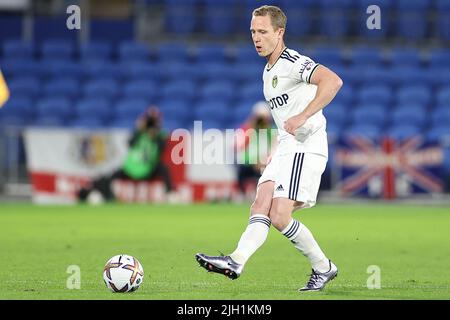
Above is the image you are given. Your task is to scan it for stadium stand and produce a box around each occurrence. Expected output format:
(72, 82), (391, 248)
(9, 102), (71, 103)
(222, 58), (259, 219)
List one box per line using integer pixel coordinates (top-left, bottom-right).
(0, 0), (449, 191)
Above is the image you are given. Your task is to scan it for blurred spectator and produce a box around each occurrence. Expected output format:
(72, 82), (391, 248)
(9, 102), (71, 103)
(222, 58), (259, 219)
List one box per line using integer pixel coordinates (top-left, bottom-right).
(77, 105), (176, 203)
(235, 101), (276, 201)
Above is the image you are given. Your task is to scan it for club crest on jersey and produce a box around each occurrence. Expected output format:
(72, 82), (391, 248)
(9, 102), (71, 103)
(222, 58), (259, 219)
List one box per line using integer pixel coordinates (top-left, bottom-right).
(272, 75), (278, 88)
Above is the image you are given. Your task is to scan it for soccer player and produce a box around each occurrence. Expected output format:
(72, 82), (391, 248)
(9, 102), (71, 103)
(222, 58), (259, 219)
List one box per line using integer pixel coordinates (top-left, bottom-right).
(0, 69), (9, 108)
(196, 5), (343, 292)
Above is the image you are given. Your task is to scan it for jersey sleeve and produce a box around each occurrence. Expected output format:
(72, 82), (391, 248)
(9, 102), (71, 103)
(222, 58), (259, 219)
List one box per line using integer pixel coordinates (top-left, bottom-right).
(291, 54), (320, 84)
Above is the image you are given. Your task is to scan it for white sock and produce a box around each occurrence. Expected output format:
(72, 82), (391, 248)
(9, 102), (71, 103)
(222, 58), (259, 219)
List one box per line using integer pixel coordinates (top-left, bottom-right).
(281, 219), (330, 273)
(229, 214), (271, 265)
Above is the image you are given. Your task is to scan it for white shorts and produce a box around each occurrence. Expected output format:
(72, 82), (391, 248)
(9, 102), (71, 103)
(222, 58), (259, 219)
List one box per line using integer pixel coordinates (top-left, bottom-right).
(257, 152), (327, 209)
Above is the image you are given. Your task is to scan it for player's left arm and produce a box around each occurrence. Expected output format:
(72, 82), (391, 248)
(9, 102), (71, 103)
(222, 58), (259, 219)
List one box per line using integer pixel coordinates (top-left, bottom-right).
(0, 70), (10, 108)
(284, 65), (343, 135)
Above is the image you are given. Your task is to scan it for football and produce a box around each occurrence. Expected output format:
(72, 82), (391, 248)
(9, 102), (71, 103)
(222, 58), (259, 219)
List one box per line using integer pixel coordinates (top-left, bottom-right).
(103, 254), (144, 293)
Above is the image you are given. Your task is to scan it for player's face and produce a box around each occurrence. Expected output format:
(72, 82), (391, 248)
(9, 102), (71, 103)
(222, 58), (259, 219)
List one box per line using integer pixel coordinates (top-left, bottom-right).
(250, 15), (281, 58)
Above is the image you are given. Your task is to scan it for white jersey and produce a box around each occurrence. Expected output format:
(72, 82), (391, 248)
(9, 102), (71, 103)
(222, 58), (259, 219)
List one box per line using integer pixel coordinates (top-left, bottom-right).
(263, 47), (328, 158)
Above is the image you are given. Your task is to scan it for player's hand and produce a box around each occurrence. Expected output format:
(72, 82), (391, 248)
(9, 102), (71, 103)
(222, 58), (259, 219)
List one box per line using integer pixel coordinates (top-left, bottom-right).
(283, 114), (308, 136)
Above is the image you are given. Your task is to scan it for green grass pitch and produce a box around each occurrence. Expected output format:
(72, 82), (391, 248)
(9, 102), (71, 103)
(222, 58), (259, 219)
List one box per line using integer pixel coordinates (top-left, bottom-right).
(1, 202), (449, 300)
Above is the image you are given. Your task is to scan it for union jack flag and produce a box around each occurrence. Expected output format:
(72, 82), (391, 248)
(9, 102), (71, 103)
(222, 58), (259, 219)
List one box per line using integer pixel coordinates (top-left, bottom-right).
(334, 136), (444, 199)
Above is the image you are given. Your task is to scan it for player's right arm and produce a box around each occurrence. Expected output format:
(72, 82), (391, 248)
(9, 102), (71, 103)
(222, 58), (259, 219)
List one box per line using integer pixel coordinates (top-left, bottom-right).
(0, 70), (10, 108)
(284, 57), (343, 135)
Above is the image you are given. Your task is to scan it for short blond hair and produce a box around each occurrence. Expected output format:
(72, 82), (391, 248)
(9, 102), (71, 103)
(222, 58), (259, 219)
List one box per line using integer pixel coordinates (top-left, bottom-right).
(252, 5), (287, 31)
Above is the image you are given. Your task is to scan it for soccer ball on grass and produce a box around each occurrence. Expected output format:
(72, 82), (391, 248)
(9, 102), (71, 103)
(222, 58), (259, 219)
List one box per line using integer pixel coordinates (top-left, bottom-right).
(103, 254), (144, 292)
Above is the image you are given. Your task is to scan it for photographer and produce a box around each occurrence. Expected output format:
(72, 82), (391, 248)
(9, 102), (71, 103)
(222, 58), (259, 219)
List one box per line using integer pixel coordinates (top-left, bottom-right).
(78, 106), (175, 202)
(235, 101), (276, 200)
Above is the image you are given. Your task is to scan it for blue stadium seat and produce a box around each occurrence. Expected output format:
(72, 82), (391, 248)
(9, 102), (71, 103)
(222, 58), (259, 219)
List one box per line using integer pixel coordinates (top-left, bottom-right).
(195, 43), (228, 63)
(198, 62), (235, 82)
(435, 0), (450, 41)
(195, 118), (224, 130)
(436, 86), (450, 106)
(2, 39), (34, 59)
(438, 67), (450, 86)
(394, 0), (430, 40)
(161, 61), (200, 82)
(396, 84), (432, 106)
(39, 60), (85, 80)
(79, 42), (113, 60)
(389, 66), (424, 85)
(323, 102), (347, 126)
(388, 47), (422, 67)
(82, 61), (124, 81)
(280, 0), (314, 37)
(89, 18), (134, 46)
(161, 80), (196, 101)
(75, 98), (111, 123)
(339, 65), (364, 86)
(117, 41), (151, 62)
(426, 125), (450, 142)
(123, 61), (162, 81)
(317, 0), (353, 38)
(156, 42), (191, 63)
(344, 123), (382, 140)
(237, 83), (263, 102)
(430, 107), (450, 128)
(427, 49), (450, 68)
(69, 117), (105, 129)
(43, 77), (79, 99)
(108, 118), (135, 130)
(418, 67), (442, 87)
(203, 0), (237, 36)
(386, 124), (422, 140)
(35, 97), (72, 120)
(390, 104), (426, 128)
(233, 44), (259, 64)
(83, 78), (120, 99)
(164, 0), (198, 34)
(194, 100), (230, 123)
(238, 0), (266, 33)
(357, 85), (392, 105)
(122, 79), (158, 101)
(40, 40), (75, 60)
(32, 115), (67, 127)
(350, 46), (385, 66)
(114, 98), (150, 120)
(0, 97), (34, 120)
(232, 100), (255, 124)
(159, 98), (193, 127)
(7, 77), (41, 98)
(312, 47), (344, 66)
(0, 115), (27, 127)
(0, 58), (41, 79)
(199, 80), (235, 101)
(326, 122), (342, 142)
(332, 82), (352, 105)
(395, 0), (431, 10)
(351, 104), (387, 127)
(359, 66), (394, 86)
(234, 62), (264, 82)
(161, 118), (187, 132)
